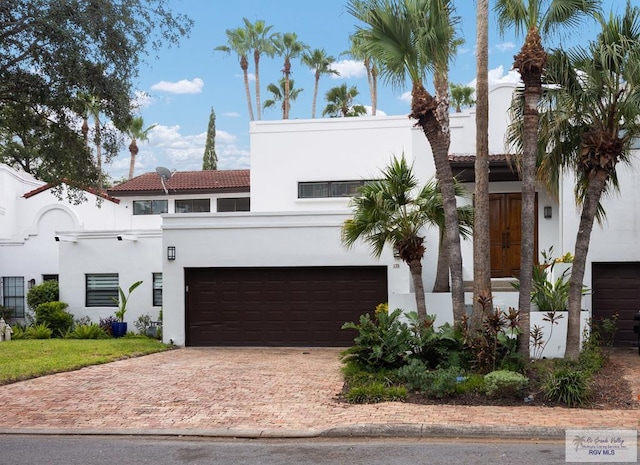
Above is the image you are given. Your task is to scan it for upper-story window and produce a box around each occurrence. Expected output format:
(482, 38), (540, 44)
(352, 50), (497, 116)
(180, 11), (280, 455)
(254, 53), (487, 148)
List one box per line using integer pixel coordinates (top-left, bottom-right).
(298, 181), (370, 199)
(217, 197), (250, 212)
(133, 200), (168, 215)
(175, 199), (210, 213)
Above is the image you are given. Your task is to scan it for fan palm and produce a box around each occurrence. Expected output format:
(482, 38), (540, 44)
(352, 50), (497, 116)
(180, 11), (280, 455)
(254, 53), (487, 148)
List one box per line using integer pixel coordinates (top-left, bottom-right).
(243, 18), (276, 121)
(344, 32), (379, 115)
(216, 27), (254, 121)
(449, 83), (475, 113)
(263, 78), (303, 119)
(273, 33), (308, 119)
(302, 48), (340, 118)
(126, 116), (156, 179)
(322, 84), (367, 118)
(347, 0), (467, 322)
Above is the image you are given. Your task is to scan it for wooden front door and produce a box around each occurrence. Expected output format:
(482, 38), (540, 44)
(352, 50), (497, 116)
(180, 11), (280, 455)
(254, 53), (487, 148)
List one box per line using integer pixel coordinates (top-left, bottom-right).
(489, 193), (523, 278)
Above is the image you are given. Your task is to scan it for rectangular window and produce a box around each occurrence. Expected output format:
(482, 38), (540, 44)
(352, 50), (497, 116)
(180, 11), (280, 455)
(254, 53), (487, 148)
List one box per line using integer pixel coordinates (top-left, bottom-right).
(298, 181), (371, 198)
(2, 277), (25, 318)
(152, 273), (162, 307)
(175, 198), (211, 213)
(217, 197), (250, 212)
(133, 200), (168, 215)
(42, 274), (59, 282)
(86, 274), (118, 307)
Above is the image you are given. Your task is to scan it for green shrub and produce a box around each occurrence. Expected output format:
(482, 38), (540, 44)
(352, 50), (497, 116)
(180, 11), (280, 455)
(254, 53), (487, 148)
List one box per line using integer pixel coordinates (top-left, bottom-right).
(34, 301), (73, 337)
(543, 368), (590, 407)
(455, 374), (485, 395)
(484, 370), (528, 397)
(27, 281), (59, 311)
(395, 361), (463, 398)
(24, 323), (53, 339)
(345, 382), (407, 403)
(395, 359), (430, 391)
(67, 324), (109, 339)
(0, 305), (13, 321)
(10, 324), (25, 339)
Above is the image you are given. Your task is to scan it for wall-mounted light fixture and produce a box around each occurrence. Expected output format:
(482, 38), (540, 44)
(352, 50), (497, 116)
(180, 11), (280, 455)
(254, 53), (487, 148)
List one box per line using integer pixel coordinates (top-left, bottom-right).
(117, 234), (138, 242)
(54, 235), (77, 243)
(167, 246), (176, 261)
(544, 206), (552, 219)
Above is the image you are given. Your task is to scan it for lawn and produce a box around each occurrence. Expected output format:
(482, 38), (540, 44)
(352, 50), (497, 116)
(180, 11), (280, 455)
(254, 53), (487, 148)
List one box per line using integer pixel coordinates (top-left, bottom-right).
(0, 338), (172, 385)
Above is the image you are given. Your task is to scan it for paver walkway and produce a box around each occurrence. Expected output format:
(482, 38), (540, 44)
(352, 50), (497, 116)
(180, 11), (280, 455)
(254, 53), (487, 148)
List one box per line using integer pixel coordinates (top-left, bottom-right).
(1, 347), (638, 437)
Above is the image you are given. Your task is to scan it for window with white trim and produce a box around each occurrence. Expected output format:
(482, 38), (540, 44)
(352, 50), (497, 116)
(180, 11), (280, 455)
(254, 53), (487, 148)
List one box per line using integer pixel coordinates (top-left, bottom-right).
(133, 200), (168, 215)
(175, 198), (210, 213)
(2, 277), (25, 318)
(298, 180), (372, 198)
(152, 273), (162, 307)
(86, 274), (118, 307)
(217, 197), (250, 212)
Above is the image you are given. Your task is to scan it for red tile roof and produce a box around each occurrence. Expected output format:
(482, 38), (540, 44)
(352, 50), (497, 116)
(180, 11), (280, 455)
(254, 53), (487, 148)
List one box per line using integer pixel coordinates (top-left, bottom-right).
(23, 182), (120, 204)
(107, 169), (250, 196)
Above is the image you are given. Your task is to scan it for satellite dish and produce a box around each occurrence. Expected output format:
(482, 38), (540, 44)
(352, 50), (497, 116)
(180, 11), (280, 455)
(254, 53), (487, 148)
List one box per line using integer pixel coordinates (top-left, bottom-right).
(155, 166), (172, 195)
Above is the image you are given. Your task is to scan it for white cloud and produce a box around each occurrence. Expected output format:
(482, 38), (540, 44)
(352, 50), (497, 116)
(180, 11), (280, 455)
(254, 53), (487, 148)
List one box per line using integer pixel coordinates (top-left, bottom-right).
(495, 41), (516, 52)
(467, 65), (522, 88)
(150, 78), (204, 94)
(399, 91), (412, 103)
(131, 91), (154, 110)
(332, 60), (367, 79)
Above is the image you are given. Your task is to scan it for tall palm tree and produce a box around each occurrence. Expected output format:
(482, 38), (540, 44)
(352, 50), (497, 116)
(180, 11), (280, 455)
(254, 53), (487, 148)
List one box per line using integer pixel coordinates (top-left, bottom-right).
(263, 78), (303, 119)
(302, 48), (340, 118)
(348, 0), (467, 323)
(78, 92), (103, 175)
(273, 32), (308, 119)
(472, 0), (492, 332)
(449, 83), (476, 113)
(532, 3), (640, 360)
(216, 27), (254, 121)
(495, 0), (602, 357)
(322, 83), (367, 118)
(243, 18), (276, 121)
(126, 116), (156, 179)
(342, 157), (459, 320)
(344, 32), (379, 115)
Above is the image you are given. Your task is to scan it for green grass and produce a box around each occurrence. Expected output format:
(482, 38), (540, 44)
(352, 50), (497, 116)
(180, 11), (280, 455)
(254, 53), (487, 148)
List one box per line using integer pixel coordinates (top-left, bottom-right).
(0, 338), (172, 385)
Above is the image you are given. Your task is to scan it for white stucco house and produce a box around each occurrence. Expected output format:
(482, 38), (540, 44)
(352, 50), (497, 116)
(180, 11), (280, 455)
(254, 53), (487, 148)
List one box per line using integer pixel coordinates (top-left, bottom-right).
(1, 82), (638, 354)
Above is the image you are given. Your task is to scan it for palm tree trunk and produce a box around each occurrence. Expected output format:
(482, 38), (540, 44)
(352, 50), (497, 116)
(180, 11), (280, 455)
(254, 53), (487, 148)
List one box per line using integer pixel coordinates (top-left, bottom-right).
(128, 140), (138, 180)
(94, 119), (102, 176)
(566, 169), (608, 360)
(433, 229), (450, 292)
(472, 0), (492, 332)
(409, 258), (427, 320)
(312, 73), (319, 118)
(254, 51), (262, 120)
(241, 56), (255, 121)
(284, 59), (291, 120)
(371, 64), (378, 116)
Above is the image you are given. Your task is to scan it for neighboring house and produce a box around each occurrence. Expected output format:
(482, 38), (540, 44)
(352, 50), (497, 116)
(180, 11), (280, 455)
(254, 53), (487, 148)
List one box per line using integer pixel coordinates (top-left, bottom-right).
(1, 82), (639, 353)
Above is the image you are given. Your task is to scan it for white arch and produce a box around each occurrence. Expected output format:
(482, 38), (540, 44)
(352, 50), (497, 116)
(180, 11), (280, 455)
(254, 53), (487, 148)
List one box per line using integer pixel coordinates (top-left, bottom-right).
(27, 204), (83, 237)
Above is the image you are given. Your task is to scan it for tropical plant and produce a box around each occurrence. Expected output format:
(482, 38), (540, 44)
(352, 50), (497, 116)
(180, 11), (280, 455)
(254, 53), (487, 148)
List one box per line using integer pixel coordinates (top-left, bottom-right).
(542, 367), (590, 407)
(68, 323), (109, 339)
(112, 281), (143, 322)
(348, 0), (467, 323)
(273, 32), (308, 119)
(126, 116), (156, 179)
(78, 92), (104, 175)
(302, 48), (339, 118)
(530, 311), (564, 359)
(243, 18), (277, 120)
(216, 27), (254, 121)
(530, 2), (640, 359)
(322, 83), (367, 117)
(496, 0), (603, 360)
(449, 83), (475, 112)
(24, 323), (53, 340)
(263, 78), (304, 119)
(344, 32), (379, 115)
(34, 301), (74, 337)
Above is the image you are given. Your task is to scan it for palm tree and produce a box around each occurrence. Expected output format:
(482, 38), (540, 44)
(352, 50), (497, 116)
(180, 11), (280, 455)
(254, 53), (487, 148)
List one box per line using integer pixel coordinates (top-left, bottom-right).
(342, 157), (454, 320)
(472, 0), (492, 331)
(263, 78), (303, 119)
(532, 3), (640, 359)
(348, 0), (467, 323)
(344, 32), (379, 115)
(243, 18), (276, 121)
(216, 27), (254, 121)
(78, 92), (103, 175)
(322, 84), (367, 117)
(273, 32), (308, 119)
(495, 0), (602, 358)
(126, 116), (156, 179)
(450, 83), (476, 112)
(302, 48), (340, 118)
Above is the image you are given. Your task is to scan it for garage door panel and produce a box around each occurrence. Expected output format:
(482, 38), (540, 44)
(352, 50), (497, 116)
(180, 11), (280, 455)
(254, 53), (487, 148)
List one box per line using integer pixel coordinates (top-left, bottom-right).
(185, 266), (387, 346)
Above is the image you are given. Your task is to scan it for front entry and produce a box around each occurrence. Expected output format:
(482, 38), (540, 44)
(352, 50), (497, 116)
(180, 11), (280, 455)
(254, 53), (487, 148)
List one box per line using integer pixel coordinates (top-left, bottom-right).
(489, 193), (528, 278)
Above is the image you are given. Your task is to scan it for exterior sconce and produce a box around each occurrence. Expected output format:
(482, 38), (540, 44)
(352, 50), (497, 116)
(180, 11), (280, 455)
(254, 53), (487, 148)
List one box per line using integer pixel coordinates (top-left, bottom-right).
(544, 206), (552, 219)
(167, 246), (176, 261)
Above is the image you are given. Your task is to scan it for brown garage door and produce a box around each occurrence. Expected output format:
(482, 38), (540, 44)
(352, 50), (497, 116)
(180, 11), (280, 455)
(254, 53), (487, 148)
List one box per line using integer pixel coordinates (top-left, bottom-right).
(592, 262), (640, 347)
(185, 266), (388, 347)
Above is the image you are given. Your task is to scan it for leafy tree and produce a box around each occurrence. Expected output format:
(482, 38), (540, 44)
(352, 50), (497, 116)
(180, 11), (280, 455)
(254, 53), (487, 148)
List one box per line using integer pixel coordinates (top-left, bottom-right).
(202, 108), (217, 170)
(529, 3), (640, 359)
(263, 79), (304, 119)
(449, 83), (476, 113)
(348, 0), (467, 322)
(0, 0), (192, 188)
(273, 32), (308, 119)
(495, 0), (602, 359)
(302, 48), (340, 118)
(126, 116), (156, 179)
(216, 27), (254, 121)
(243, 18), (277, 121)
(322, 84), (367, 118)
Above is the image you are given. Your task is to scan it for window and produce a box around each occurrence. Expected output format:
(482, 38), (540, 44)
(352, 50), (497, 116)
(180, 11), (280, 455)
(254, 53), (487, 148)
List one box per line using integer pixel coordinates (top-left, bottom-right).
(2, 277), (25, 318)
(133, 200), (168, 215)
(175, 199), (210, 213)
(42, 274), (59, 282)
(217, 197), (250, 212)
(153, 273), (162, 307)
(298, 181), (370, 198)
(86, 274), (118, 307)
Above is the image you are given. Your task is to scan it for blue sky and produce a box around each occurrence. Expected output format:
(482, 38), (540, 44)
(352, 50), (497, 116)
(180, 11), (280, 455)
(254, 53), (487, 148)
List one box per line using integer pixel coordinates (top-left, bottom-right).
(105, 0), (622, 180)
